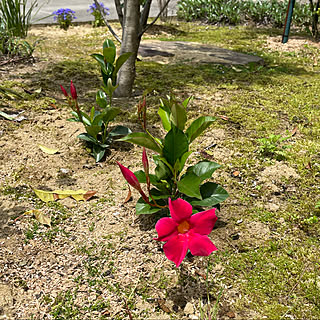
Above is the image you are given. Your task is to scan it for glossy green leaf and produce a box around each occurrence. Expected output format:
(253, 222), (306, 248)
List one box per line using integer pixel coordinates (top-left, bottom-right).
(185, 116), (216, 143)
(163, 126), (189, 166)
(192, 161), (221, 181)
(77, 133), (98, 144)
(114, 52), (132, 75)
(103, 39), (116, 50)
(154, 156), (172, 180)
(91, 53), (108, 75)
(102, 107), (121, 123)
(134, 170), (158, 185)
(158, 107), (171, 132)
(179, 151), (192, 172)
(177, 172), (202, 199)
(103, 47), (116, 64)
(85, 125), (101, 140)
(118, 132), (162, 154)
(109, 125), (132, 137)
(96, 90), (108, 108)
(136, 197), (162, 215)
(92, 144), (106, 162)
(190, 182), (229, 207)
(170, 101), (187, 131)
(182, 96), (193, 108)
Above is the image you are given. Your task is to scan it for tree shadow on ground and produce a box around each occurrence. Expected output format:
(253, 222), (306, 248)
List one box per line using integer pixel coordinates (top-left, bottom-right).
(0, 202), (25, 238)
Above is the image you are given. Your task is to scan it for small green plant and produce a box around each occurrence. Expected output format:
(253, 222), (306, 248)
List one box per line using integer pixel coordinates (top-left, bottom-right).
(53, 8), (76, 30)
(316, 201), (320, 209)
(61, 39), (132, 161)
(87, 2), (109, 27)
(258, 134), (291, 160)
(118, 95), (229, 214)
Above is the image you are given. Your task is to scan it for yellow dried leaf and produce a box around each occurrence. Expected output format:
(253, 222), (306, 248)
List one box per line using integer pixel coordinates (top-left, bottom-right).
(25, 209), (51, 226)
(38, 144), (59, 154)
(34, 188), (96, 202)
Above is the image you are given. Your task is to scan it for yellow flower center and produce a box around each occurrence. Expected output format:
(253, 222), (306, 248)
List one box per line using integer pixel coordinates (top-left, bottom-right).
(177, 220), (190, 234)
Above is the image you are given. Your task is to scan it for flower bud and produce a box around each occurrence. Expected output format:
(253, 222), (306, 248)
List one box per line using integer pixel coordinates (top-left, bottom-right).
(60, 85), (69, 97)
(70, 80), (77, 100)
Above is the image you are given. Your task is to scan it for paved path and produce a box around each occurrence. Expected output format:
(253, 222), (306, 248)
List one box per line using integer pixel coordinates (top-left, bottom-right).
(32, 0), (178, 24)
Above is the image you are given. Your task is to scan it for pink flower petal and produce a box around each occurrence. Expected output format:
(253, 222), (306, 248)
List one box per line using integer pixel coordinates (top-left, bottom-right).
(163, 234), (188, 267)
(154, 217), (178, 242)
(169, 198), (192, 223)
(190, 208), (217, 235)
(188, 232), (217, 256)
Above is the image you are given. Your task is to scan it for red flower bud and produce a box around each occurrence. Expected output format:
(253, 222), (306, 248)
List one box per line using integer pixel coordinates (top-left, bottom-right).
(117, 161), (142, 190)
(70, 80), (77, 100)
(60, 85), (69, 97)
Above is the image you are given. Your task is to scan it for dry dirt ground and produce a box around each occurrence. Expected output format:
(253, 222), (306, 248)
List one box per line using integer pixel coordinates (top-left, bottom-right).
(0, 25), (313, 320)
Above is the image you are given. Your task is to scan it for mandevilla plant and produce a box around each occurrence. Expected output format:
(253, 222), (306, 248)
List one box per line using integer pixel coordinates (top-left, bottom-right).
(60, 39), (132, 161)
(117, 95), (229, 214)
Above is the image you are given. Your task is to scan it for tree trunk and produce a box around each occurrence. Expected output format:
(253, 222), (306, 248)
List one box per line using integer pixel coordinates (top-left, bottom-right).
(114, 0), (141, 97)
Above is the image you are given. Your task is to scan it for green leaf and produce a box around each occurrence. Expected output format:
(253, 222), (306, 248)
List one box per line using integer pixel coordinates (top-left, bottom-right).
(92, 144), (106, 162)
(102, 107), (121, 123)
(179, 151), (192, 172)
(154, 156), (172, 180)
(91, 53), (108, 74)
(158, 107), (171, 132)
(170, 102), (187, 131)
(103, 47), (116, 64)
(85, 125), (101, 140)
(185, 116), (216, 143)
(103, 39), (116, 50)
(96, 90), (108, 108)
(190, 182), (229, 207)
(149, 188), (171, 200)
(182, 96), (193, 108)
(177, 172), (202, 199)
(163, 126), (189, 166)
(118, 132), (162, 154)
(136, 197), (162, 215)
(191, 161), (221, 182)
(78, 133), (98, 144)
(109, 125), (132, 137)
(114, 52), (132, 75)
(92, 113), (105, 126)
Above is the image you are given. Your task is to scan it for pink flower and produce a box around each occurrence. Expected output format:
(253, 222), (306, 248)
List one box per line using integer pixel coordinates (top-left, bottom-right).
(154, 198), (218, 267)
(117, 161), (149, 203)
(70, 80), (77, 100)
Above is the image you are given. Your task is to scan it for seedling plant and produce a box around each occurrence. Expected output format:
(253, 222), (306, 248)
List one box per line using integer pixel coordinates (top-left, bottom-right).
(61, 39), (132, 161)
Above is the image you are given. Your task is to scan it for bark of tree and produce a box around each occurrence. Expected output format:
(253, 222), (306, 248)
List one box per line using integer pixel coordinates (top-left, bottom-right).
(113, 0), (171, 97)
(114, 0), (141, 97)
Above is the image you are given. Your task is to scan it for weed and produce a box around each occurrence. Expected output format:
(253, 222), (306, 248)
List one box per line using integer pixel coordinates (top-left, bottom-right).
(258, 134), (291, 160)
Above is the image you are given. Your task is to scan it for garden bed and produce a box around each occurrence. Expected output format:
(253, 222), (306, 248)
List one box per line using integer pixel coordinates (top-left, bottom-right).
(0, 22), (320, 319)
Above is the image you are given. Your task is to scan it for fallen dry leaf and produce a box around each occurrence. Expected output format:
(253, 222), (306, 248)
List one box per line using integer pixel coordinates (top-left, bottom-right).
(38, 144), (59, 155)
(34, 189), (97, 202)
(22, 209), (51, 226)
(124, 188), (132, 203)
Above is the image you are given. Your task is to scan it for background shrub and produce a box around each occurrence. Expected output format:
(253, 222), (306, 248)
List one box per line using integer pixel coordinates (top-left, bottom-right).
(177, 0), (311, 30)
